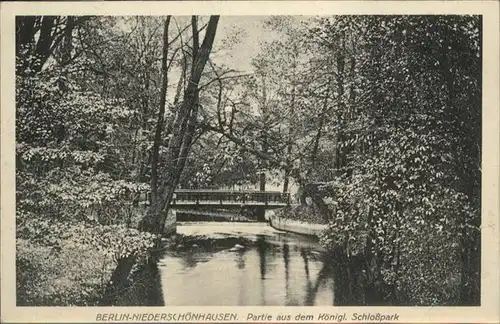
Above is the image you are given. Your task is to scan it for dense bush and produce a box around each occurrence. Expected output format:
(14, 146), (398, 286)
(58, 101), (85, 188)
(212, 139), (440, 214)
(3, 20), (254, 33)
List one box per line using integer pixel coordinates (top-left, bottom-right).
(275, 204), (328, 225)
(16, 46), (156, 305)
(16, 218), (157, 306)
(312, 16), (481, 305)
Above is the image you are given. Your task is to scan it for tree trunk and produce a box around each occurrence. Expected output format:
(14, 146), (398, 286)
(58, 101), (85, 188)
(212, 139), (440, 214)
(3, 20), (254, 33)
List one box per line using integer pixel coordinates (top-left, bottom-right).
(259, 77), (269, 192)
(259, 124), (267, 192)
(306, 183), (331, 222)
(311, 88), (328, 171)
(33, 16), (56, 73)
(16, 16), (37, 56)
(282, 165), (290, 193)
(101, 255), (136, 306)
(139, 16), (220, 234)
(283, 70), (297, 193)
(150, 16), (171, 206)
(61, 16), (74, 64)
(334, 35), (346, 173)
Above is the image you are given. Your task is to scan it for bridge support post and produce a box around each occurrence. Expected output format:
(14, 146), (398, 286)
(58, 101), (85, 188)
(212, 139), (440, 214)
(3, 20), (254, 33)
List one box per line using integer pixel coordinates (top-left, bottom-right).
(255, 206), (266, 222)
(163, 209), (177, 236)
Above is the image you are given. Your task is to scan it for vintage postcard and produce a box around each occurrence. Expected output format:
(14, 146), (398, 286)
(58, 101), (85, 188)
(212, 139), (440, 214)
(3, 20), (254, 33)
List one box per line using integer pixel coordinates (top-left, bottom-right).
(1, 1), (499, 323)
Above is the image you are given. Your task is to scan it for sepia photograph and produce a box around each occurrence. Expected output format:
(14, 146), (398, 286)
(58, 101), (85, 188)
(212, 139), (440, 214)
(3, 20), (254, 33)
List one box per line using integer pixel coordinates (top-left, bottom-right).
(1, 1), (499, 323)
(13, 13), (483, 307)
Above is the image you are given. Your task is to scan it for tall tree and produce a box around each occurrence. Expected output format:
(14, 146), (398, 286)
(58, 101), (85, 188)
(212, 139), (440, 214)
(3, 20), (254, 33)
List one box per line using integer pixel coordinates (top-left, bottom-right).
(139, 16), (220, 234)
(150, 16), (172, 206)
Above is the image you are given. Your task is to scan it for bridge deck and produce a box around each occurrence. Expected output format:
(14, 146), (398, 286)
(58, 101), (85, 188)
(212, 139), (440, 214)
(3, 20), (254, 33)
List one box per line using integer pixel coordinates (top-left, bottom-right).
(172, 189), (290, 206)
(171, 200), (288, 207)
(143, 189), (291, 207)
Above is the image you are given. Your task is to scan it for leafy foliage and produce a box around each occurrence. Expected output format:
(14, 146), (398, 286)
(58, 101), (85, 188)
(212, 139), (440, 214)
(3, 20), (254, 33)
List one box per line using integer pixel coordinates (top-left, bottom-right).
(15, 16), (157, 306)
(17, 220), (156, 306)
(309, 15), (481, 305)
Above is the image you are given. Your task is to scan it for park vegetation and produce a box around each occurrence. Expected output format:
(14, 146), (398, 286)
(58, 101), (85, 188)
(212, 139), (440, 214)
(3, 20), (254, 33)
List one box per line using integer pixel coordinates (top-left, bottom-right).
(16, 15), (480, 306)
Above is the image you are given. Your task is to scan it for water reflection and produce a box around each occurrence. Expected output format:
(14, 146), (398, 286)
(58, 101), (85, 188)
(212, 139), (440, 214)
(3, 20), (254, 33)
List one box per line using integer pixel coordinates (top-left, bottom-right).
(256, 235), (268, 280)
(234, 251), (246, 269)
(159, 222), (369, 306)
(181, 251), (198, 268)
(283, 243), (290, 304)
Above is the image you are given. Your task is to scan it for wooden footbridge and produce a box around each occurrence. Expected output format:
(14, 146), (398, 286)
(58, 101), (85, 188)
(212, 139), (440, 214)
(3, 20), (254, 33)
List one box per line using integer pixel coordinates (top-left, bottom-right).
(143, 189), (290, 224)
(170, 189), (291, 208)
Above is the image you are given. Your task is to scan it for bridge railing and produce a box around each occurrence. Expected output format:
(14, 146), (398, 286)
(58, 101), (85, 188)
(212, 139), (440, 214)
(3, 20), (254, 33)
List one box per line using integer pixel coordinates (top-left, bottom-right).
(171, 189), (290, 205)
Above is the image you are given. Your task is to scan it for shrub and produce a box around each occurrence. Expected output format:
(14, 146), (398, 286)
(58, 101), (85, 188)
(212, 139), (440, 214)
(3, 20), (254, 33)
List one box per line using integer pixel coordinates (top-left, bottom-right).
(16, 218), (157, 306)
(275, 204), (328, 224)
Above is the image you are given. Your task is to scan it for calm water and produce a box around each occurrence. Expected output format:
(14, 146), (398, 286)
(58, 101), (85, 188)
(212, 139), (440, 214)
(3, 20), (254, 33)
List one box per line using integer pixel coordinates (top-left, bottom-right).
(158, 222), (338, 306)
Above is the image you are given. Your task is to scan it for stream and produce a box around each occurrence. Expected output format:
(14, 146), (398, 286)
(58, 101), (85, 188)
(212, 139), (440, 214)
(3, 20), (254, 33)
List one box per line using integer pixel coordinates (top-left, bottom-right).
(158, 221), (339, 306)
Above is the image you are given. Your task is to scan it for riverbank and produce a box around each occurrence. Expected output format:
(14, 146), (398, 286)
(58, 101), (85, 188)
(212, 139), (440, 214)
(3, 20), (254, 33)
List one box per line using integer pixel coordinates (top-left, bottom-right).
(269, 204), (329, 237)
(269, 216), (327, 237)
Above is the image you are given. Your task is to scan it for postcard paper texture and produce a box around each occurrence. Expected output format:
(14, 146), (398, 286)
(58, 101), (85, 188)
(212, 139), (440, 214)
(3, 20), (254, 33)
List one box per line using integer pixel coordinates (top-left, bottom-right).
(1, 1), (499, 323)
